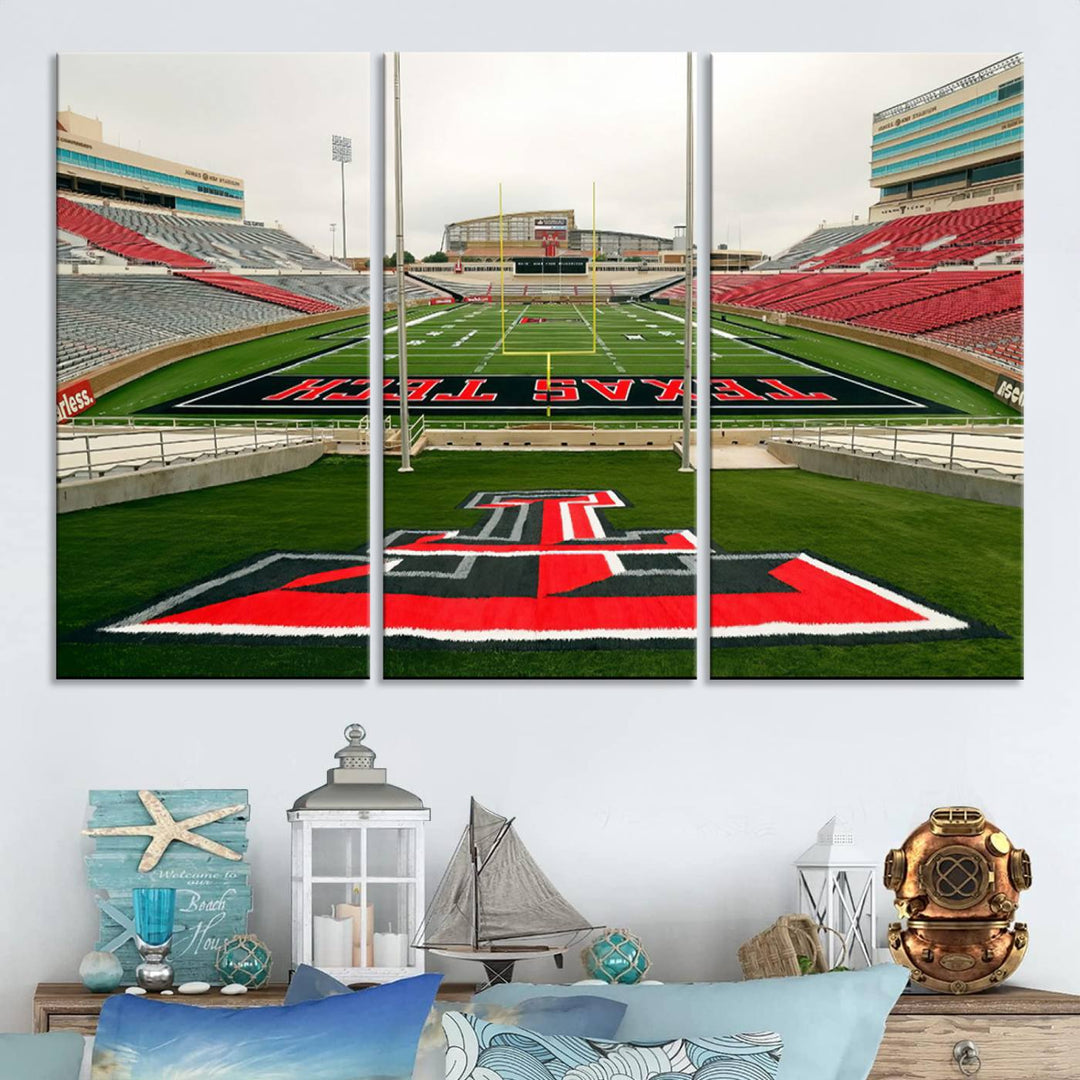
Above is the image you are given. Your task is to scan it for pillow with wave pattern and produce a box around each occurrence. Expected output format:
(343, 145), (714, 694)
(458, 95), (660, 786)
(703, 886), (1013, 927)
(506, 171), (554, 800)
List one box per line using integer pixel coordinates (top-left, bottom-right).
(441, 1011), (783, 1080)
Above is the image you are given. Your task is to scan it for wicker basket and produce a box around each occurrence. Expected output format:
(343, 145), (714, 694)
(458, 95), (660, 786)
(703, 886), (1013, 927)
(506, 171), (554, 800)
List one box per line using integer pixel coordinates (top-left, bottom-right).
(738, 914), (843, 980)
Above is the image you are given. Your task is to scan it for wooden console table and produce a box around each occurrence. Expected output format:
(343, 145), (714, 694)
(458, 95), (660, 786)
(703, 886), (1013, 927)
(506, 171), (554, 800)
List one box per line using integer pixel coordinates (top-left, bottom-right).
(33, 981), (1080, 1077)
(32, 981), (476, 1036)
(869, 985), (1080, 1079)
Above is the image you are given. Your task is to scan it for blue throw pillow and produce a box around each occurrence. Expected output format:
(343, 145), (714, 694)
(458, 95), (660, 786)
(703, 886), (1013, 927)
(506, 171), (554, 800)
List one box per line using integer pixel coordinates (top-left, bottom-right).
(284, 964), (627, 1080)
(283, 962), (353, 1003)
(442, 1011), (783, 1080)
(477, 964), (909, 1080)
(0, 1033), (84, 1080)
(92, 972), (441, 1079)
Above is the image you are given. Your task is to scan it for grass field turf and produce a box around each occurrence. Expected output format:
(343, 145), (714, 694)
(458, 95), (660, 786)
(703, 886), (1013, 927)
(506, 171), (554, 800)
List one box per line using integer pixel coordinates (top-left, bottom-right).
(80, 299), (1012, 422)
(56, 457), (369, 678)
(710, 469), (1022, 678)
(385, 301), (688, 376)
(85, 312), (375, 418)
(710, 309), (1012, 417)
(384, 450), (696, 679)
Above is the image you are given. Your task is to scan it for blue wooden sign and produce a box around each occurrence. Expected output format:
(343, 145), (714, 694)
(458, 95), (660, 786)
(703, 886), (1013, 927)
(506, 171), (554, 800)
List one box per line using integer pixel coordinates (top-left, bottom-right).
(84, 789), (252, 986)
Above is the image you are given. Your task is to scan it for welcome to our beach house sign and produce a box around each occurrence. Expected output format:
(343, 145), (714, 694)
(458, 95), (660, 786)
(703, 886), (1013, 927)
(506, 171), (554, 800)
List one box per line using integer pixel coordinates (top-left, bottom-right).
(83, 789), (252, 985)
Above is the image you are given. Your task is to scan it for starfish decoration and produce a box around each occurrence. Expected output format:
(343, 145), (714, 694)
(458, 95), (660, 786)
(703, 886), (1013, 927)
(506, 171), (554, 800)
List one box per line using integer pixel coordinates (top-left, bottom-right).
(83, 790), (247, 872)
(96, 898), (138, 953)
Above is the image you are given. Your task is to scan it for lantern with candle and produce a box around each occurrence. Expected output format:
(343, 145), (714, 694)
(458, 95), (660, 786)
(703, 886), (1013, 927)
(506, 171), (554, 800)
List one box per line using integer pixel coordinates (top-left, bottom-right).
(795, 816), (877, 971)
(288, 725), (429, 984)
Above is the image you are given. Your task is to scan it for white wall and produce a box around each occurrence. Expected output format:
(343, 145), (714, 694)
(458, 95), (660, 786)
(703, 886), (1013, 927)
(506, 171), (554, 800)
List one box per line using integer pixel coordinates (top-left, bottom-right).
(3, 0), (1080, 1037)
(2, 701), (1078, 1033)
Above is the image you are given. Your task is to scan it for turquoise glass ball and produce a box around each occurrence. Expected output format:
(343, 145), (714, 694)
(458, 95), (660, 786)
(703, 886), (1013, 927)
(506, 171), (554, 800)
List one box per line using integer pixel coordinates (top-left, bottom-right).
(79, 950), (124, 993)
(581, 929), (651, 984)
(214, 934), (272, 989)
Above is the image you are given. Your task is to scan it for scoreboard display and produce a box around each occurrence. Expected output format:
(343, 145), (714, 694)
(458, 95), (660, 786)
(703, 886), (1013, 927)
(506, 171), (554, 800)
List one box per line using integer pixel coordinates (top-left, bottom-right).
(533, 216), (569, 240)
(513, 256), (588, 275)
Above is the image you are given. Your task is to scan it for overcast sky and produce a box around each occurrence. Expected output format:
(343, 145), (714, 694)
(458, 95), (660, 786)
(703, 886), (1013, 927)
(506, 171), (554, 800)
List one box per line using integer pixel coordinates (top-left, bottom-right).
(58, 54), (369, 257)
(391, 53), (691, 258)
(57, 52), (1010, 263)
(714, 53), (1007, 257)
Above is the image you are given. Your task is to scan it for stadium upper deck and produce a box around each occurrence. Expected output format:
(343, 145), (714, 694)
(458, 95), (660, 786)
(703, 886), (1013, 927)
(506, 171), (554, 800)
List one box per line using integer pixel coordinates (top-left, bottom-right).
(57, 111), (246, 220)
(870, 54), (1023, 221)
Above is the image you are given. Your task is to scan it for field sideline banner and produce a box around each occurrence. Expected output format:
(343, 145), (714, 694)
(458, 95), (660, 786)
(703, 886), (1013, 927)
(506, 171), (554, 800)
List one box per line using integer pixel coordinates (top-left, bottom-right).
(994, 373), (1023, 413)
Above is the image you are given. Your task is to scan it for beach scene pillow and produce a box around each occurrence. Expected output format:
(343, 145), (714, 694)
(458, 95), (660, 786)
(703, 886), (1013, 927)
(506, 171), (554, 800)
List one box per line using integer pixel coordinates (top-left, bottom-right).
(91, 972), (441, 1079)
(415, 997), (627, 1080)
(283, 962), (626, 1080)
(442, 1011), (783, 1080)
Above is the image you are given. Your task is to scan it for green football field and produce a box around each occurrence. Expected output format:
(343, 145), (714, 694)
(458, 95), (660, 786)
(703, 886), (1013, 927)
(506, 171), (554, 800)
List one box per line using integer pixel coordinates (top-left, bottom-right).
(56, 457), (369, 679)
(80, 300), (1015, 422)
(385, 300), (688, 376)
(710, 468), (1022, 679)
(54, 446), (1020, 679)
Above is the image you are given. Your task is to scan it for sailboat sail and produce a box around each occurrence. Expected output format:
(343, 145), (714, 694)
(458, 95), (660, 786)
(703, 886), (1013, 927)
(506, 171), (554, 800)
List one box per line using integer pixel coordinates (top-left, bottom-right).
(418, 799), (593, 948)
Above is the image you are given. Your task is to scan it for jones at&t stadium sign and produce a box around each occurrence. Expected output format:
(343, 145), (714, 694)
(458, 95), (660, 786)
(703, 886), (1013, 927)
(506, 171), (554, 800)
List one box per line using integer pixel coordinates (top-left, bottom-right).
(81, 490), (997, 650)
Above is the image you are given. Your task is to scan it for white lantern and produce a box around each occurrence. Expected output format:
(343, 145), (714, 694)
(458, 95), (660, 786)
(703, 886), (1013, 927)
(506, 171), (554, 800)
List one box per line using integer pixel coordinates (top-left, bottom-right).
(795, 817), (877, 970)
(288, 725), (429, 984)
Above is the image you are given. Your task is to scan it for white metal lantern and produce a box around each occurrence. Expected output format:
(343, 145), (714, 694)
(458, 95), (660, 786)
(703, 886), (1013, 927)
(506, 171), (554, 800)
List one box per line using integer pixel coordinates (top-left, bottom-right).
(288, 725), (429, 984)
(795, 817), (877, 970)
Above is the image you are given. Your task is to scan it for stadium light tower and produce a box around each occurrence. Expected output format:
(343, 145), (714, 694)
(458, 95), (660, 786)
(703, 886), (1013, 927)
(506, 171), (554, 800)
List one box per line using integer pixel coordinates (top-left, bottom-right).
(393, 53), (412, 472)
(679, 52), (694, 473)
(330, 222), (336, 260)
(331, 134), (352, 261)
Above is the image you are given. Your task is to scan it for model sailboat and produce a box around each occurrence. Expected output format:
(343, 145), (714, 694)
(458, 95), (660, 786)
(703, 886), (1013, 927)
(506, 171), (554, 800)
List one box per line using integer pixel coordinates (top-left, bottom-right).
(416, 798), (597, 985)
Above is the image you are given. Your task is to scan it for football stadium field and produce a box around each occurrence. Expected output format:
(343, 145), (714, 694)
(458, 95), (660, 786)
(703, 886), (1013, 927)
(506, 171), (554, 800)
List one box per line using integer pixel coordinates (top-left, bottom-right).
(386, 300), (687, 376)
(83, 300), (1013, 422)
(57, 457), (370, 679)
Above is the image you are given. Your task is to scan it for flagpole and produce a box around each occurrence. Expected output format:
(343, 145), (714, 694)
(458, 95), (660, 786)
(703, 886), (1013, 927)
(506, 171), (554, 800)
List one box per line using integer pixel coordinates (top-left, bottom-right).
(394, 52), (412, 472)
(679, 52), (694, 472)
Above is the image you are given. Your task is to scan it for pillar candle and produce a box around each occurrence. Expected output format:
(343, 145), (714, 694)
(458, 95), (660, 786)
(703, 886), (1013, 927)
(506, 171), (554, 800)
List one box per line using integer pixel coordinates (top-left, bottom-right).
(333, 903), (375, 967)
(313, 916), (352, 968)
(374, 932), (408, 968)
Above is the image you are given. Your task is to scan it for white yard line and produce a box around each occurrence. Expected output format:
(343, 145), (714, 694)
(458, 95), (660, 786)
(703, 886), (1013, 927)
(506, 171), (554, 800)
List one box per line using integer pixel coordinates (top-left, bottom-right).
(636, 303), (928, 407)
(383, 306), (458, 338)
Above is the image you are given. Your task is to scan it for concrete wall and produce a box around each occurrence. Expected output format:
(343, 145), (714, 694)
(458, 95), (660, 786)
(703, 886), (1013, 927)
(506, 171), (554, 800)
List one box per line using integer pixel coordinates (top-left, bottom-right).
(767, 439), (1022, 507)
(716, 304), (1013, 394)
(424, 428), (679, 450)
(57, 442), (326, 513)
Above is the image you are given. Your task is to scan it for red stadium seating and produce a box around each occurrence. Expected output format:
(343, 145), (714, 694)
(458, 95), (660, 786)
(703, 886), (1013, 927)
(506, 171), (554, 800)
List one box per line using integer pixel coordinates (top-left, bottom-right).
(850, 273), (1021, 335)
(58, 197), (211, 269)
(58, 198), (339, 315)
(173, 271), (337, 315)
(925, 310), (1023, 365)
(709, 268), (1022, 365)
(797, 201), (1023, 271)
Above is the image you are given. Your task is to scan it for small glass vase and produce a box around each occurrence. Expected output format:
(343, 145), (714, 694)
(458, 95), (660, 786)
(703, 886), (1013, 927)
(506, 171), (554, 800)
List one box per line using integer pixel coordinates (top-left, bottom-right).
(132, 888), (177, 991)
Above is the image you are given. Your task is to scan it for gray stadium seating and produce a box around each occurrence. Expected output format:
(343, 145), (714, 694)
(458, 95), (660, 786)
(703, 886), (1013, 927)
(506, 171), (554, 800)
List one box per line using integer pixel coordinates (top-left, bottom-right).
(258, 275), (372, 307)
(753, 223), (882, 270)
(90, 206), (341, 271)
(57, 275), (290, 380)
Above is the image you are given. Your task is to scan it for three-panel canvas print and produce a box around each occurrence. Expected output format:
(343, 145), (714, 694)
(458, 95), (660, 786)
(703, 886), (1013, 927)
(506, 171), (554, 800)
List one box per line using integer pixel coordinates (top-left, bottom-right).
(55, 51), (1023, 680)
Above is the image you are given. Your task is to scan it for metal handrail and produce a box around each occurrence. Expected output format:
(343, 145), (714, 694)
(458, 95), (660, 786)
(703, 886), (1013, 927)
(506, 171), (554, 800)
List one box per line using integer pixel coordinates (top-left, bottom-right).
(774, 424), (1023, 478)
(712, 415), (1022, 432)
(57, 421), (329, 481)
(66, 415), (370, 432)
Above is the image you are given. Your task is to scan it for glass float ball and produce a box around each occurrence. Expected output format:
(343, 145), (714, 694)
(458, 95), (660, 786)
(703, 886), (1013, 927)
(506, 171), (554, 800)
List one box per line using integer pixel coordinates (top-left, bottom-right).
(79, 951), (124, 993)
(581, 929), (651, 985)
(214, 934), (272, 990)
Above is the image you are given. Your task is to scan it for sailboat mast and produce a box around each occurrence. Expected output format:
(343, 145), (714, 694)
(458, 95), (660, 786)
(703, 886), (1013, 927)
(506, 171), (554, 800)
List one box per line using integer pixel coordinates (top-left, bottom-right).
(469, 797), (480, 950)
